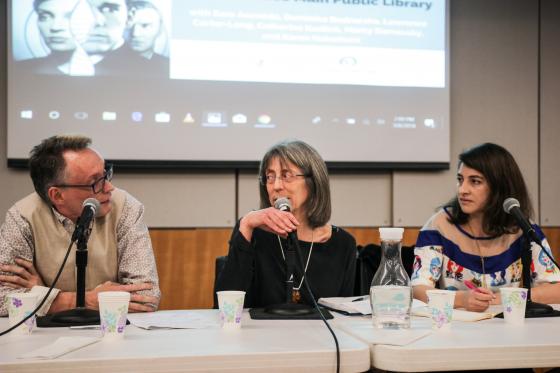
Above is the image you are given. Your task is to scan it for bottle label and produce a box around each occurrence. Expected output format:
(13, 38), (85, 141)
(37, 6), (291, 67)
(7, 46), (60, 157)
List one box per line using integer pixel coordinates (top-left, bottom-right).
(370, 285), (411, 315)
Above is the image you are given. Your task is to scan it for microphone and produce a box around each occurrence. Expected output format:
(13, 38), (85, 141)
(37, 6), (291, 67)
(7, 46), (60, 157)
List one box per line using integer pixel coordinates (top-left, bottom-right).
(71, 198), (101, 242)
(274, 197), (291, 212)
(503, 197), (540, 243)
(274, 197), (297, 242)
(502, 198), (560, 318)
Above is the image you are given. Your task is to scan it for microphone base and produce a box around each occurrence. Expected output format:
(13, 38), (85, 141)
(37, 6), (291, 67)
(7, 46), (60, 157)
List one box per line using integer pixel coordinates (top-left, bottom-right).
(250, 303), (333, 320)
(496, 300), (560, 319)
(38, 307), (100, 328)
(265, 302), (316, 316)
(525, 301), (560, 318)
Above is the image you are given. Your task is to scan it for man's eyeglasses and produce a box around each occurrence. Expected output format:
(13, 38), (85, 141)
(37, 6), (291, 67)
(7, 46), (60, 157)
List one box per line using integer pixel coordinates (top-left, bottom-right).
(53, 164), (113, 194)
(259, 171), (308, 185)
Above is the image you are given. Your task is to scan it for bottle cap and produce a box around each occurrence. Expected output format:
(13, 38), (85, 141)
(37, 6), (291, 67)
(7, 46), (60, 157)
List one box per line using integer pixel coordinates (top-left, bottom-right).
(379, 227), (404, 241)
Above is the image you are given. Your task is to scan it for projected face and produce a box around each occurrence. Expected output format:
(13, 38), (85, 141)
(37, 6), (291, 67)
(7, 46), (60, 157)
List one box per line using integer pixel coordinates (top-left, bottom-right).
(35, 0), (78, 52)
(81, 0), (128, 54)
(129, 6), (162, 55)
(457, 164), (490, 218)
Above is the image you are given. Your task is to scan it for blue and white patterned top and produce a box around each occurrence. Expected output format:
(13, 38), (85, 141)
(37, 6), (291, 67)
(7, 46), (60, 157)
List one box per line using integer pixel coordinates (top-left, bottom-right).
(411, 208), (560, 291)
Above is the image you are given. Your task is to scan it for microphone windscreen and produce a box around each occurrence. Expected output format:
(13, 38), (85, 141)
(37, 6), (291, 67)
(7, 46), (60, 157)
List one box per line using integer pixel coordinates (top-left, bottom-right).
(83, 198), (101, 216)
(503, 197), (520, 214)
(274, 197), (291, 212)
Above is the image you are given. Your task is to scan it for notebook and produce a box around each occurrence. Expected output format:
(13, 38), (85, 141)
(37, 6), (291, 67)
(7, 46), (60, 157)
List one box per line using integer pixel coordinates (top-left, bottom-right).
(318, 297), (501, 321)
(412, 299), (501, 321)
(318, 296), (372, 315)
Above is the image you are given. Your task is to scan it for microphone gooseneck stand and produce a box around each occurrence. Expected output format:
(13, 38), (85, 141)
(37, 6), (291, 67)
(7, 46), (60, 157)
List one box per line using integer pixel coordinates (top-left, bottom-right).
(40, 218), (100, 327)
(264, 233), (317, 316)
(259, 231), (340, 373)
(48, 232), (100, 325)
(259, 197), (317, 315)
(520, 234), (558, 318)
(247, 197), (338, 371)
(502, 198), (560, 318)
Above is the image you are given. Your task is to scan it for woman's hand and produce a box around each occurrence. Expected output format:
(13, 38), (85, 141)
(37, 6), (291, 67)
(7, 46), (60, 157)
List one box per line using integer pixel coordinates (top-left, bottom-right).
(239, 207), (300, 241)
(460, 288), (495, 312)
(490, 291), (501, 305)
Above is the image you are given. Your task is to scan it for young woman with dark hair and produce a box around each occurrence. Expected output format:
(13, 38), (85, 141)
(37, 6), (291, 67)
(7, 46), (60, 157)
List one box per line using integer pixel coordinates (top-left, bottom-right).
(412, 143), (560, 312)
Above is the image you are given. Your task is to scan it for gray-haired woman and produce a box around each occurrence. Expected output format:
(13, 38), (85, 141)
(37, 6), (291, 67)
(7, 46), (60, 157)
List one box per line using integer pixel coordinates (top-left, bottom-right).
(216, 139), (356, 308)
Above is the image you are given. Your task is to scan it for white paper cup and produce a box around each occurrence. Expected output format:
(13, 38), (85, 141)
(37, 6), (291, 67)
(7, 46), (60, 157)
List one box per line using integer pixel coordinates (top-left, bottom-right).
(98, 291), (130, 338)
(500, 287), (527, 325)
(426, 289), (456, 330)
(6, 292), (38, 334)
(217, 291), (245, 330)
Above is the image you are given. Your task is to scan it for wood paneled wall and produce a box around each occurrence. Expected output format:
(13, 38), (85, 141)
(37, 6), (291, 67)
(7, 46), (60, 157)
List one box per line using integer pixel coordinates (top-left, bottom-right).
(151, 227), (560, 310)
(150, 229), (231, 311)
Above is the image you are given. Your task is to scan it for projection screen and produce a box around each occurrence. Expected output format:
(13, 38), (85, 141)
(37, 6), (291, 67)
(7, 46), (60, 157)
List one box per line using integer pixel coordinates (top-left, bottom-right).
(7, 0), (449, 169)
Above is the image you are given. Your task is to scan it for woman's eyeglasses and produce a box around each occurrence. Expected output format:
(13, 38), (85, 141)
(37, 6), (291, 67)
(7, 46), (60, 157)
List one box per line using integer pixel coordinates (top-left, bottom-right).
(259, 171), (307, 185)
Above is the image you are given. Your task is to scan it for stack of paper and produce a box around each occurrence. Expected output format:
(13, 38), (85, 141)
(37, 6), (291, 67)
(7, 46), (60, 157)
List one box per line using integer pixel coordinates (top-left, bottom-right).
(318, 296), (372, 315)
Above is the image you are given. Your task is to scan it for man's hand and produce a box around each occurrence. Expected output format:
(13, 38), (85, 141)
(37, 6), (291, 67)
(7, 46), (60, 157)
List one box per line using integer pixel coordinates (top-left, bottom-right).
(0, 258), (44, 289)
(86, 281), (158, 312)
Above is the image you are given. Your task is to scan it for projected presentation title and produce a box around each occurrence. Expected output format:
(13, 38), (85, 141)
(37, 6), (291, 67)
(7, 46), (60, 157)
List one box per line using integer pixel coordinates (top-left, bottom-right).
(276, 0), (433, 11)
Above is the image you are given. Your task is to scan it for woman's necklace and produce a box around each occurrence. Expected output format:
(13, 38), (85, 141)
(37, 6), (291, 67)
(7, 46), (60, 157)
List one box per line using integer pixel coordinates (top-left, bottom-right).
(277, 229), (314, 303)
(467, 220), (487, 288)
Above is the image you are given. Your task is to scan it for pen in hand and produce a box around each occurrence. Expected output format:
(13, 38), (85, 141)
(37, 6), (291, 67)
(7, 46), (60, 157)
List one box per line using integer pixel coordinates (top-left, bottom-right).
(464, 280), (486, 294)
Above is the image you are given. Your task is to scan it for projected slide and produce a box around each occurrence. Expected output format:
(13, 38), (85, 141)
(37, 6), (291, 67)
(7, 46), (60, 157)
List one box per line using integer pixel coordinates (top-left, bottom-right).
(171, 0), (445, 87)
(11, 0), (170, 77)
(7, 0), (449, 167)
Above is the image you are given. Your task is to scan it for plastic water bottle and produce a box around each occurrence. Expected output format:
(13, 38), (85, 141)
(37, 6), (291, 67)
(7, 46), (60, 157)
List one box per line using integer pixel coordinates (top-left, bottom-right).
(370, 227), (412, 329)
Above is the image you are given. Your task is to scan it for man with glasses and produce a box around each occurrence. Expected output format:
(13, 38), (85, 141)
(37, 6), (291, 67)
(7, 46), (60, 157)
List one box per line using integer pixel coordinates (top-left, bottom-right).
(0, 135), (160, 316)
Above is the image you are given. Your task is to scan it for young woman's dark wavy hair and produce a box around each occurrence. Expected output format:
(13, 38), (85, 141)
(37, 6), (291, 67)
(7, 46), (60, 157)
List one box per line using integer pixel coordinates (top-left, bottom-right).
(446, 143), (533, 236)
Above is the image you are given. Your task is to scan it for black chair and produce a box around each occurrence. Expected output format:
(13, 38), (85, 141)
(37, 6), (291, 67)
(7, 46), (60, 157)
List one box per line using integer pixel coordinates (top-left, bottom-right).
(355, 243), (416, 296)
(213, 255), (228, 309)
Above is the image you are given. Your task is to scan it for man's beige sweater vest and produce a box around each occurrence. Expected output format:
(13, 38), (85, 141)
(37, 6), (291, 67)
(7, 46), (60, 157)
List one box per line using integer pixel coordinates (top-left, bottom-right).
(16, 190), (126, 291)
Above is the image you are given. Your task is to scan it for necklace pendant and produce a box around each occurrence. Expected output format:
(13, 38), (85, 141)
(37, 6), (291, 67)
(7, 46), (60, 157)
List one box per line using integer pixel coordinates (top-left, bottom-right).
(292, 289), (301, 303)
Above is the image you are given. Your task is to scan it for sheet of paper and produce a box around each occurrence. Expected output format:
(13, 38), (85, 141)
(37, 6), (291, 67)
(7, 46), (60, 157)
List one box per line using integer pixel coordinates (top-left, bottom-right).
(127, 310), (219, 329)
(348, 300), (372, 315)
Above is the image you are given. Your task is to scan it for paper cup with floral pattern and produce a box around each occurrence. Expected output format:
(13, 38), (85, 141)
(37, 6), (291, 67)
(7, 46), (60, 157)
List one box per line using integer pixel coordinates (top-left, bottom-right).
(217, 291), (245, 330)
(98, 291), (130, 339)
(500, 287), (527, 325)
(6, 292), (38, 334)
(426, 289), (455, 330)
